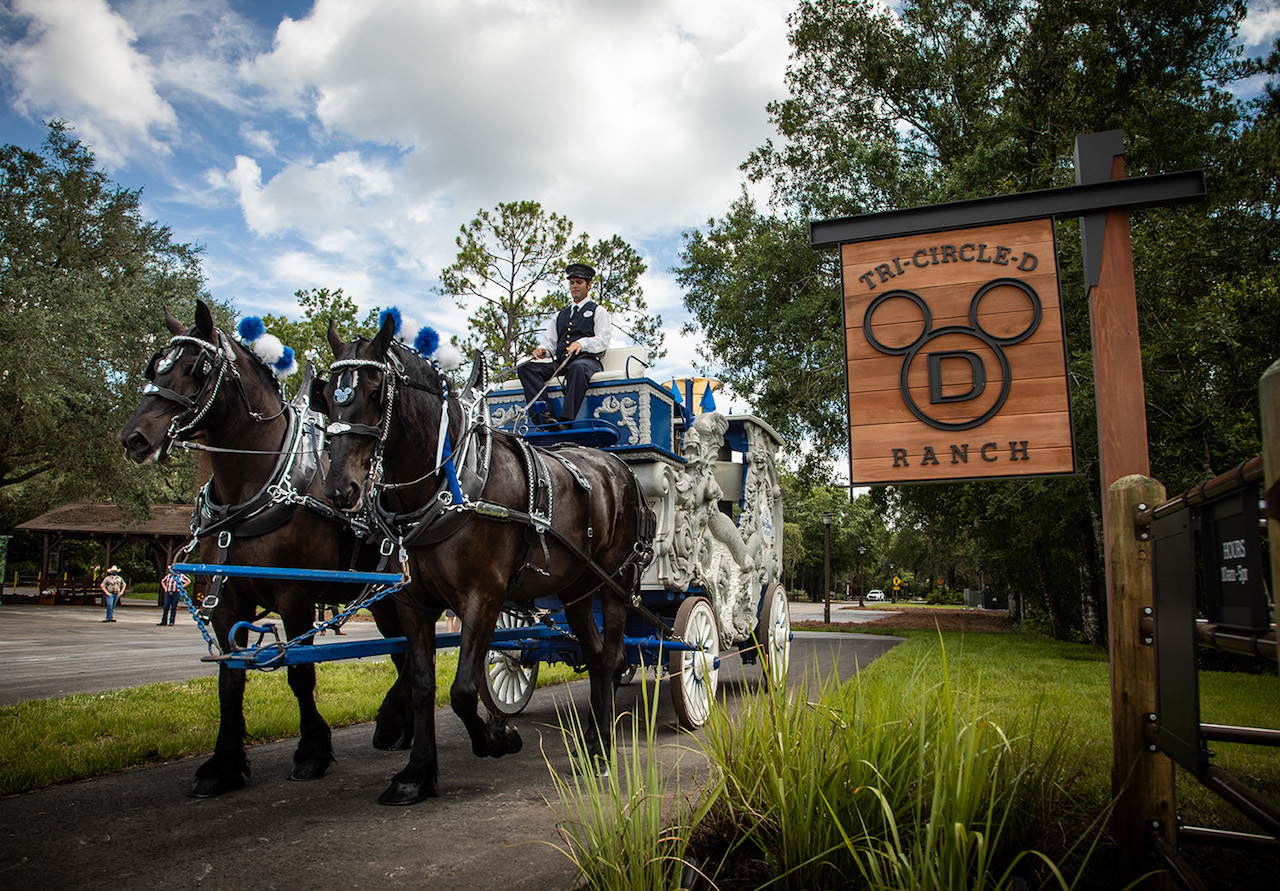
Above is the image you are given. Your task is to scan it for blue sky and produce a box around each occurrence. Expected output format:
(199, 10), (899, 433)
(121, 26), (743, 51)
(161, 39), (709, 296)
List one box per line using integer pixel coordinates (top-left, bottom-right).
(0, 0), (801, 387)
(2, 0), (1278, 389)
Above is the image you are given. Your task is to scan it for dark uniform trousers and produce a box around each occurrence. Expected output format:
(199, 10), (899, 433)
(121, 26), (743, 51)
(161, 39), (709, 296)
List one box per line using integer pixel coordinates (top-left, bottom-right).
(518, 355), (602, 422)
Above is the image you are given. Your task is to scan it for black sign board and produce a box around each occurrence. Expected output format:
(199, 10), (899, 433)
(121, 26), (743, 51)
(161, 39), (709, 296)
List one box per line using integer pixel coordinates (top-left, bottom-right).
(1150, 511), (1205, 774)
(1200, 490), (1270, 632)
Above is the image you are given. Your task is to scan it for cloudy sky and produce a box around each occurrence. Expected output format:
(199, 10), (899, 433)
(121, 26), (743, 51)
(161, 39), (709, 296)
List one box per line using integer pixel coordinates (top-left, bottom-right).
(2, 0), (1279, 387)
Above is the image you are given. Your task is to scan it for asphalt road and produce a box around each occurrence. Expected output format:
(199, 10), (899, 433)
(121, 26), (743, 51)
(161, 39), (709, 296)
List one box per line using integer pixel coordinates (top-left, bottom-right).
(0, 600), (903, 891)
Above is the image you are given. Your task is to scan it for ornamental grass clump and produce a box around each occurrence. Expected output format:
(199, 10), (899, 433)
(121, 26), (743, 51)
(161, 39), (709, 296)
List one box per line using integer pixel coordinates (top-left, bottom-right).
(695, 646), (1108, 890)
(546, 668), (719, 891)
(547, 639), (1114, 890)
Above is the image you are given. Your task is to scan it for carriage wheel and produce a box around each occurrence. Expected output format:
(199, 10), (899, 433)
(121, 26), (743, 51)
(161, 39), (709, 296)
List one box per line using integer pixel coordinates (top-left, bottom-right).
(479, 609), (539, 716)
(618, 663), (638, 686)
(755, 583), (791, 687)
(668, 596), (719, 729)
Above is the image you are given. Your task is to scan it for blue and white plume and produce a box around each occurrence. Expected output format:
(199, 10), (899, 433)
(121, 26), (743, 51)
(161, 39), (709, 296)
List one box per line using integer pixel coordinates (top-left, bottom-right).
(236, 316), (297, 378)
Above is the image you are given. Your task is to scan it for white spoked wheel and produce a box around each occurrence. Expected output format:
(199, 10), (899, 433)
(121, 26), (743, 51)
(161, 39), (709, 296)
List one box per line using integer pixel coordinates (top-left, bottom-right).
(668, 596), (720, 730)
(479, 609), (539, 716)
(756, 583), (791, 688)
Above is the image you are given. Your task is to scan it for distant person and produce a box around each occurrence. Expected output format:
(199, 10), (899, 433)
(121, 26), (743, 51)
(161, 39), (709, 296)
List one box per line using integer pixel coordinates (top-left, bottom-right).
(158, 571), (182, 625)
(100, 566), (126, 622)
(517, 263), (611, 428)
(316, 604), (345, 635)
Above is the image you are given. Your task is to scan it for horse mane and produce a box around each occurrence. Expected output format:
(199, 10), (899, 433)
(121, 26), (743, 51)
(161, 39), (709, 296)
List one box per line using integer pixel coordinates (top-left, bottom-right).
(225, 330), (288, 411)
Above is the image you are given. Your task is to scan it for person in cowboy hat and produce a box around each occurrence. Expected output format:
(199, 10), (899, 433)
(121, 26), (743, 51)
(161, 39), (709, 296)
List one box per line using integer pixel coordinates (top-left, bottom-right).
(517, 262), (612, 428)
(100, 565), (126, 622)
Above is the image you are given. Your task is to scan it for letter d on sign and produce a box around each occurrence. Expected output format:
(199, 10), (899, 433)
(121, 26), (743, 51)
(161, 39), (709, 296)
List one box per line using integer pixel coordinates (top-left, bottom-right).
(928, 351), (986, 404)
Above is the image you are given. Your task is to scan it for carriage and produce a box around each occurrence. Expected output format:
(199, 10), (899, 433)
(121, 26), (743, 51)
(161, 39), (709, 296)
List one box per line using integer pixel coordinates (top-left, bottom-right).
(474, 349), (790, 726)
(179, 343), (791, 731)
(125, 303), (788, 803)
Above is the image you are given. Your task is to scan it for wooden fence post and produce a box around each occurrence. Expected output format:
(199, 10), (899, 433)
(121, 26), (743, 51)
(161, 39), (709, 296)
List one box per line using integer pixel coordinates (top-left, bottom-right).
(1107, 473), (1176, 888)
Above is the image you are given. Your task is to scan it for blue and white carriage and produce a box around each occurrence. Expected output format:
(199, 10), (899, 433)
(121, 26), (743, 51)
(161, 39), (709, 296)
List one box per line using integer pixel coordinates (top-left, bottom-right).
(183, 343), (789, 731)
(478, 347), (790, 726)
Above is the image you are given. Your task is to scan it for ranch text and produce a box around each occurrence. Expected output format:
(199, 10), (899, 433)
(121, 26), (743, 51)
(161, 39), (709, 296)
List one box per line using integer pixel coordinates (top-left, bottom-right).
(890, 440), (1031, 467)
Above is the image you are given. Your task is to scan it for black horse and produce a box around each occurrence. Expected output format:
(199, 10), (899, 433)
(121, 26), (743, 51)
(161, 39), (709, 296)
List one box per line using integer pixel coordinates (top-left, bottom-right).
(118, 300), (412, 797)
(321, 314), (654, 805)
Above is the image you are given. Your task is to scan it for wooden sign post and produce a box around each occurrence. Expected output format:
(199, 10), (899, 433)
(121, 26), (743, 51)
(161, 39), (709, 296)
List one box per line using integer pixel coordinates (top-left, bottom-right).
(811, 133), (1204, 888)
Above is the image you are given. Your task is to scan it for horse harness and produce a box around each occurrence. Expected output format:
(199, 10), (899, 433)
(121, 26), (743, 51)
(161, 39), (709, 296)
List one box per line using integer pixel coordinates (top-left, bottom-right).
(325, 347), (660, 624)
(184, 367), (396, 615)
(144, 329), (287, 456)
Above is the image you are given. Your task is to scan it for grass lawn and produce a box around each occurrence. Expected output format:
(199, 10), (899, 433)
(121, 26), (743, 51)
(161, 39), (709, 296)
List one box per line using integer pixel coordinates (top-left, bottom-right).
(0, 653), (582, 796)
(840, 627), (1280, 854)
(3, 614), (1276, 888)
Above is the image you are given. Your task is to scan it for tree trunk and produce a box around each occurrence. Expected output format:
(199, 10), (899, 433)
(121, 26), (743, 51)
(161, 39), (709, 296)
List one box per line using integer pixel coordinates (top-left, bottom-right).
(1035, 555), (1063, 639)
(1081, 508), (1104, 646)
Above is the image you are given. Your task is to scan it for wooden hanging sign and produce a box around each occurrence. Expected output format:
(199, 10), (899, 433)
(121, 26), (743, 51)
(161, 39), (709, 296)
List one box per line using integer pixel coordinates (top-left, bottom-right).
(841, 218), (1075, 485)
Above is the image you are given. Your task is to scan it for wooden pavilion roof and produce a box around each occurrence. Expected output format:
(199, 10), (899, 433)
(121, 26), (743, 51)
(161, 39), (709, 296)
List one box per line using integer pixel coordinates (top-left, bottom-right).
(16, 502), (193, 537)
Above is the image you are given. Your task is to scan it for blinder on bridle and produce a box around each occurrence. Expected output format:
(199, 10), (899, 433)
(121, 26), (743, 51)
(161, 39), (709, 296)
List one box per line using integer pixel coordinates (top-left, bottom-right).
(324, 350), (402, 442)
(140, 332), (236, 436)
(144, 342), (216, 386)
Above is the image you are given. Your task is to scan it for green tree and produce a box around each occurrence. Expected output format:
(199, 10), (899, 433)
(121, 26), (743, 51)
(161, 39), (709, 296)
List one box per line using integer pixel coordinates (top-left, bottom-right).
(0, 121), (217, 525)
(780, 474), (887, 601)
(568, 234), (664, 361)
(436, 200), (661, 372)
(678, 192), (845, 452)
(260, 287), (381, 394)
(678, 0), (1277, 640)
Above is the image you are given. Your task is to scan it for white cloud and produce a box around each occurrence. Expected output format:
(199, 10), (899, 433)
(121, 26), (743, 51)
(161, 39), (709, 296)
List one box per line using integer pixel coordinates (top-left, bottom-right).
(2, 0), (794, 383)
(236, 0), (792, 239)
(1241, 1), (1280, 51)
(0, 0), (176, 164)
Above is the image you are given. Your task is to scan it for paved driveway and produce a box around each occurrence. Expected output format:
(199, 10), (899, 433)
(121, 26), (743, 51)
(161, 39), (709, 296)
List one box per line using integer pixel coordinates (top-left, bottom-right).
(0, 601), (903, 891)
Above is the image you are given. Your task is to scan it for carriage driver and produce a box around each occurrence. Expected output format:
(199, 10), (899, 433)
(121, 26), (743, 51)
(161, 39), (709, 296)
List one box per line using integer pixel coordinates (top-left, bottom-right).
(518, 262), (612, 428)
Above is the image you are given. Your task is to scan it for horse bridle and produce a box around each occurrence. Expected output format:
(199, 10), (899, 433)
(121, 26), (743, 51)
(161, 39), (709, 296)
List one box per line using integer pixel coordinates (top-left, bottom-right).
(143, 329), (286, 453)
(325, 348), (460, 496)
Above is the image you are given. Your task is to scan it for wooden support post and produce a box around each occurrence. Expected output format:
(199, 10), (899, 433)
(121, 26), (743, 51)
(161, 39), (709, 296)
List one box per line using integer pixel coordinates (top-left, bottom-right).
(1107, 474), (1176, 888)
(1089, 154), (1151, 507)
(1259, 360), (1280, 704)
(1079, 134), (1176, 887)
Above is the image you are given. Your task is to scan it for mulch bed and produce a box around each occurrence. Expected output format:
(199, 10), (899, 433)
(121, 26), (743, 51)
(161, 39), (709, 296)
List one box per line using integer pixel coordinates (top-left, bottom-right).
(795, 604), (1017, 633)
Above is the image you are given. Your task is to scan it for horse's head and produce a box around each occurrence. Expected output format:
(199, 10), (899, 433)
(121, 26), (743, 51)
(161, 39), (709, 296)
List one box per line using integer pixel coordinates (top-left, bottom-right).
(321, 313), (452, 511)
(322, 313), (400, 511)
(117, 300), (275, 464)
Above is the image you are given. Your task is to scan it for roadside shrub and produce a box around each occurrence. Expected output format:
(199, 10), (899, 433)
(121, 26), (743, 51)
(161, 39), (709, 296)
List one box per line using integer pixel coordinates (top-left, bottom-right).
(551, 642), (1108, 890)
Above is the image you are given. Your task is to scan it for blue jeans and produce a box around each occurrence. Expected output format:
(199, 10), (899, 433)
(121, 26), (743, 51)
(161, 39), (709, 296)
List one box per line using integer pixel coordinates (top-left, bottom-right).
(161, 592), (180, 624)
(104, 593), (120, 620)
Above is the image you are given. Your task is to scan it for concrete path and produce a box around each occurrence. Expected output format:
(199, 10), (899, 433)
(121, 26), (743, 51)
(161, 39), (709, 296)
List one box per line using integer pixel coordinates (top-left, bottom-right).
(0, 602), (903, 891)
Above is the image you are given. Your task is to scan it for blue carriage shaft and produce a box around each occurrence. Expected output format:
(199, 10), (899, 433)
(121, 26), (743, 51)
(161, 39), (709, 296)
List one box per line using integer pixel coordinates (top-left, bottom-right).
(174, 562), (705, 672)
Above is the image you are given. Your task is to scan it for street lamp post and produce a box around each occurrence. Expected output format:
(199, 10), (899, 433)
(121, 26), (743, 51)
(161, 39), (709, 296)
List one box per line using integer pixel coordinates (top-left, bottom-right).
(822, 511), (833, 624)
(858, 546), (866, 607)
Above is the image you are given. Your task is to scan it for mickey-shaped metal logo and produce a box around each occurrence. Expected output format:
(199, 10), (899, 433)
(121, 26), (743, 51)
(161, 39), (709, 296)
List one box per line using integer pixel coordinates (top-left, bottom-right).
(862, 277), (1041, 432)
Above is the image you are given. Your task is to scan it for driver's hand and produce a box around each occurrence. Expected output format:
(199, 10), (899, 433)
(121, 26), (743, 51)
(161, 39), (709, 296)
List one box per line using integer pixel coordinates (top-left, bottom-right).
(533, 347), (549, 359)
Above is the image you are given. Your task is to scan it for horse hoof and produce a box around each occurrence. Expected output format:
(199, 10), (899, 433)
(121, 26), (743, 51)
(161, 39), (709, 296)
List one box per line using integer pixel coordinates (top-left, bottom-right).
(377, 780), (436, 806)
(188, 773), (245, 798)
(289, 760), (329, 781)
(372, 720), (408, 751)
(482, 726), (522, 758)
